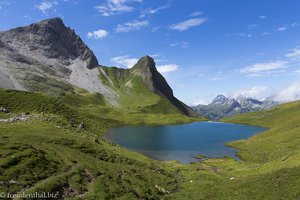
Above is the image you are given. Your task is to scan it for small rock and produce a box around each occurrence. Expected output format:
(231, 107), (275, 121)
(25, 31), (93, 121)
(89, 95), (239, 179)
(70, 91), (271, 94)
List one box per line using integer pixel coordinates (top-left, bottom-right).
(93, 138), (99, 143)
(190, 180), (193, 183)
(230, 177), (235, 180)
(9, 180), (18, 184)
(0, 107), (9, 113)
(78, 122), (85, 129)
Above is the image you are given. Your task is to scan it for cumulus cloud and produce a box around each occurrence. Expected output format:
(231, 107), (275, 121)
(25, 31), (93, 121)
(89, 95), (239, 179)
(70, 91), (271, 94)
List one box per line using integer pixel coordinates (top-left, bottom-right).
(259, 15), (266, 19)
(227, 82), (300, 102)
(169, 18), (207, 31)
(272, 81), (300, 102)
(87, 29), (109, 39)
(35, 1), (58, 14)
(157, 64), (179, 73)
(115, 20), (149, 32)
(277, 26), (287, 31)
(285, 48), (300, 59)
(110, 55), (138, 68)
(95, 0), (141, 17)
(228, 86), (270, 100)
(238, 60), (289, 74)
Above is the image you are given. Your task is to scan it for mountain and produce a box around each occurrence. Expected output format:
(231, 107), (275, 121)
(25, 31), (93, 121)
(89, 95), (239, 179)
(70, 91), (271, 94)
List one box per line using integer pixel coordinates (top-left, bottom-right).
(0, 18), (196, 117)
(193, 95), (278, 120)
(98, 56), (197, 116)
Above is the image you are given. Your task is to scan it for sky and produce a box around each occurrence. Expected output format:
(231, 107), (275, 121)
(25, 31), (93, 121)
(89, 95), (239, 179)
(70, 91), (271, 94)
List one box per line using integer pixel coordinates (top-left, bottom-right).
(1, 0), (300, 105)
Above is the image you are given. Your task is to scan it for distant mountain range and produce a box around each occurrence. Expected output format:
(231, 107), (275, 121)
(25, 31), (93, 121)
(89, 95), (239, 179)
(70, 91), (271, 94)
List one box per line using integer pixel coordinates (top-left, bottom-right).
(193, 95), (279, 120)
(0, 17), (196, 117)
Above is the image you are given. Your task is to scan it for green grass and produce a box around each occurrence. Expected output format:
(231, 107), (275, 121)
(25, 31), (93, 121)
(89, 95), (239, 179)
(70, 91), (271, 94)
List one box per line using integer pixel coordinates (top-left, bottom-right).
(166, 101), (300, 200)
(98, 66), (194, 118)
(1, 89), (300, 199)
(0, 89), (200, 199)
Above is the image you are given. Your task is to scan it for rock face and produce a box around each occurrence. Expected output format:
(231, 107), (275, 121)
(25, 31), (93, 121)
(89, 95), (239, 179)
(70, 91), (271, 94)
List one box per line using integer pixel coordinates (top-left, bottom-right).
(0, 18), (117, 103)
(1, 18), (98, 69)
(130, 56), (197, 117)
(193, 95), (279, 120)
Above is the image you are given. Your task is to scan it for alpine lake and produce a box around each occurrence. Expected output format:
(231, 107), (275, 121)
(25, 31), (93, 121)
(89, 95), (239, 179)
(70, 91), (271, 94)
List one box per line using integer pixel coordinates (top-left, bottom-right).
(104, 122), (267, 163)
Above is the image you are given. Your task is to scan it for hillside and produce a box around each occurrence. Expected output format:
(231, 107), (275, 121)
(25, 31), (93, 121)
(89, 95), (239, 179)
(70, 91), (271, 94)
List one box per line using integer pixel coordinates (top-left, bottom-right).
(0, 90), (183, 199)
(166, 100), (300, 199)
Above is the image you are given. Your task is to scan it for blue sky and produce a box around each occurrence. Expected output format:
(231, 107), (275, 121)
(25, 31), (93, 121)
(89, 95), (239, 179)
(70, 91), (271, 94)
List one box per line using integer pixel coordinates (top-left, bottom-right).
(1, 0), (300, 105)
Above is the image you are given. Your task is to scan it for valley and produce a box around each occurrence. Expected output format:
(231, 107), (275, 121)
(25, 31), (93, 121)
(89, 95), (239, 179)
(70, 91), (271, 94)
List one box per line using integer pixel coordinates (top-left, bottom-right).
(0, 17), (299, 200)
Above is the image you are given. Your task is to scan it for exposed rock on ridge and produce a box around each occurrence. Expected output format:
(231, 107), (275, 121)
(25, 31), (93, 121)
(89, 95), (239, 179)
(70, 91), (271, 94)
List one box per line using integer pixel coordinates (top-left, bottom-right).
(0, 17), (117, 104)
(131, 56), (197, 117)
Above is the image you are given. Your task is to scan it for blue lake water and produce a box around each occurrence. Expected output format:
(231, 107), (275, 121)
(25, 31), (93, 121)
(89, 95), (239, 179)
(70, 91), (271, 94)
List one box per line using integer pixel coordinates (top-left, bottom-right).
(104, 122), (266, 163)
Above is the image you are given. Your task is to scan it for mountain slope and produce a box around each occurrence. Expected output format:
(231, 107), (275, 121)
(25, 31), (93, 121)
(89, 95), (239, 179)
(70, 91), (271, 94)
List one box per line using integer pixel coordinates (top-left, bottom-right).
(0, 18), (196, 117)
(167, 99), (300, 200)
(0, 90), (180, 199)
(193, 95), (278, 120)
(99, 56), (197, 117)
(0, 18), (117, 103)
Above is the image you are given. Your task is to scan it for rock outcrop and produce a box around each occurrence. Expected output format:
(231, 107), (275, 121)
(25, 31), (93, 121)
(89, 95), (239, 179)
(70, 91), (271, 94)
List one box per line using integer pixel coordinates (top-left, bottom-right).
(130, 56), (197, 117)
(0, 18), (117, 103)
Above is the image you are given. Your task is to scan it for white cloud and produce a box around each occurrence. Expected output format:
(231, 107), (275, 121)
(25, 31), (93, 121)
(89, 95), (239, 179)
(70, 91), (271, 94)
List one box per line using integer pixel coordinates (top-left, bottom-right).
(169, 42), (189, 48)
(87, 29), (109, 39)
(209, 71), (224, 81)
(291, 23), (298, 27)
(0, 1), (10, 10)
(190, 11), (203, 17)
(169, 18), (207, 31)
(228, 86), (270, 100)
(259, 15), (266, 19)
(285, 48), (300, 59)
(261, 32), (270, 36)
(235, 33), (252, 38)
(247, 24), (258, 29)
(272, 81), (300, 102)
(115, 20), (149, 32)
(139, 2), (170, 18)
(157, 64), (179, 73)
(191, 94), (216, 105)
(35, 1), (58, 14)
(277, 26), (287, 31)
(192, 99), (210, 106)
(238, 60), (289, 74)
(95, 0), (141, 17)
(110, 55), (138, 68)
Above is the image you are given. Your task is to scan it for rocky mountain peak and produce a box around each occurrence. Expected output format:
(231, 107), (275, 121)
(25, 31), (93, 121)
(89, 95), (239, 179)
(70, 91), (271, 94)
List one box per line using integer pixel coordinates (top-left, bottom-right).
(0, 18), (117, 101)
(1, 17), (98, 69)
(132, 55), (156, 72)
(193, 94), (279, 120)
(211, 95), (228, 104)
(130, 55), (197, 117)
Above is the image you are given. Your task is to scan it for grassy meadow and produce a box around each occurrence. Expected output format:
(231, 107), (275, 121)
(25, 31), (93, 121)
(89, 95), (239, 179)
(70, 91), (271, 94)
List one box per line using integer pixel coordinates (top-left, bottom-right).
(0, 89), (300, 199)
